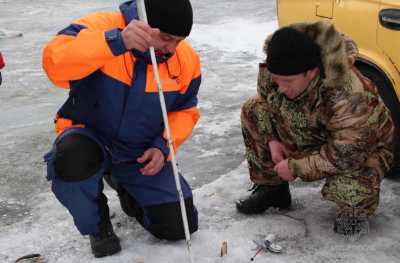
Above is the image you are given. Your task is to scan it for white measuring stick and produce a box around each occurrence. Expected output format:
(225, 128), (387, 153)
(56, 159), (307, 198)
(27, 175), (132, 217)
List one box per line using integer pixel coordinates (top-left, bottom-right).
(136, 1), (194, 263)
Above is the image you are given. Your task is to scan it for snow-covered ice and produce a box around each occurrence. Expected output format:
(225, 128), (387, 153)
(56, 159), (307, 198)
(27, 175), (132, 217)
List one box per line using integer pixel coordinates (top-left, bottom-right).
(2, 162), (400, 262)
(0, 0), (399, 262)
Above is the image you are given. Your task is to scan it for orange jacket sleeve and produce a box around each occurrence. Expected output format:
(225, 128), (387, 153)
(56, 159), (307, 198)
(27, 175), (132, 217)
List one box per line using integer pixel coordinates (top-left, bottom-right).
(167, 106), (200, 152)
(42, 12), (126, 88)
(165, 49), (201, 153)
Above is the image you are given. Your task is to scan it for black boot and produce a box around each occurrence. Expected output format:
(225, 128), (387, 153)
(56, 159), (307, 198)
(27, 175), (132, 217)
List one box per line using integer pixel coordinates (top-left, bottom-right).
(333, 216), (369, 236)
(89, 193), (121, 258)
(236, 182), (291, 214)
(90, 223), (121, 258)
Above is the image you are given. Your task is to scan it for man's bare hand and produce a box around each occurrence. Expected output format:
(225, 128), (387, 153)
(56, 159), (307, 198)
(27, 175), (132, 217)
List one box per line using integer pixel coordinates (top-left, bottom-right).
(137, 148), (165, 176)
(268, 140), (289, 164)
(274, 159), (296, 182)
(121, 20), (160, 52)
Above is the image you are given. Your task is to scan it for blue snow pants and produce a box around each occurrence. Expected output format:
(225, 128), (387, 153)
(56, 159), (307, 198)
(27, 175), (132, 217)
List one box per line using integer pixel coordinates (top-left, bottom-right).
(44, 127), (198, 238)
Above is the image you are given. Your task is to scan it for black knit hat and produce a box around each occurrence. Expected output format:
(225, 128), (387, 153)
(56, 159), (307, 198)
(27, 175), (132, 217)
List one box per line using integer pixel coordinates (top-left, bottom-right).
(145, 0), (193, 37)
(266, 27), (321, 76)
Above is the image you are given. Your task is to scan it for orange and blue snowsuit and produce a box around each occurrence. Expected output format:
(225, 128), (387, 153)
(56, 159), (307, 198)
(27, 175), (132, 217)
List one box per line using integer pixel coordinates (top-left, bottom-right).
(43, 1), (200, 236)
(0, 51), (4, 85)
(0, 51), (4, 69)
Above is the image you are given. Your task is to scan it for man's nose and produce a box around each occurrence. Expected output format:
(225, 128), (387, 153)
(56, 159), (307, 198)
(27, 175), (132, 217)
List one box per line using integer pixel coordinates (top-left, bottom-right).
(278, 85), (287, 93)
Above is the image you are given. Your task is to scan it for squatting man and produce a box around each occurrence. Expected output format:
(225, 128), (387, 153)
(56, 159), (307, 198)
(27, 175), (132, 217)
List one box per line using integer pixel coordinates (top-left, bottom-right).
(236, 21), (394, 235)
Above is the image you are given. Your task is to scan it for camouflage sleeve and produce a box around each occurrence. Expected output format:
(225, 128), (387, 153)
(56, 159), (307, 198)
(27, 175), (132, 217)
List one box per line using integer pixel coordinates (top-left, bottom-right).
(288, 84), (392, 181)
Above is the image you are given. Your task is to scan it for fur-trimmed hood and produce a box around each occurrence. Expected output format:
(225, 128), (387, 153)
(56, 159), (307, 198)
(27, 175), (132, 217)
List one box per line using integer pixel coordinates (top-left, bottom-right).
(264, 21), (353, 88)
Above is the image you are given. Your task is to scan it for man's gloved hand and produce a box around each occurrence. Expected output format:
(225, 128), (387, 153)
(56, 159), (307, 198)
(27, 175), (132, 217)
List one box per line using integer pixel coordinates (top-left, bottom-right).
(137, 147), (165, 176)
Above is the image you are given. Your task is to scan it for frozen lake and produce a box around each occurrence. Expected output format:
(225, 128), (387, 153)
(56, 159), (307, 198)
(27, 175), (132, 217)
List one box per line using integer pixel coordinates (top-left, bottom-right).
(0, 0), (277, 216)
(1, 1), (399, 263)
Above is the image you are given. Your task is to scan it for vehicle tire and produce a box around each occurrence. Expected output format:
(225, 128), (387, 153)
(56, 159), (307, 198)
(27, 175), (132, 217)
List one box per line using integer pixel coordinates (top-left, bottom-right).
(356, 63), (400, 178)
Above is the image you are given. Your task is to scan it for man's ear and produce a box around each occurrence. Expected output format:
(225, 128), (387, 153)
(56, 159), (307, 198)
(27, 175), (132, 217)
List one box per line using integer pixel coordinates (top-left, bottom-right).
(305, 67), (319, 79)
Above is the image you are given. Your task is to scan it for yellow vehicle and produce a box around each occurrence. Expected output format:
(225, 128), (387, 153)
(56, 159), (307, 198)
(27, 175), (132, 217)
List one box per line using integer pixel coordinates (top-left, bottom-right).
(277, 0), (400, 176)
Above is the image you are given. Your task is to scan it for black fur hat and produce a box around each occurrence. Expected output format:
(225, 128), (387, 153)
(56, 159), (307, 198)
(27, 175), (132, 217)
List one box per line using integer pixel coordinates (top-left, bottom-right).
(266, 27), (321, 75)
(145, 0), (193, 37)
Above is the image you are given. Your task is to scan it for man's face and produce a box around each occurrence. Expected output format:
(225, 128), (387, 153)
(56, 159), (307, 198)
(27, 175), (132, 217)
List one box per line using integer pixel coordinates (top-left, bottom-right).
(271, 68), (318, 99)
(153, 32), (185, 54)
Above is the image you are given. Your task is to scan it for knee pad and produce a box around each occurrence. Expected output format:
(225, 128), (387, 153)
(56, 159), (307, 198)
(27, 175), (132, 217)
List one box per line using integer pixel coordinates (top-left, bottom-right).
(54, 133), (104, 182)
(144, 198), (198, 241)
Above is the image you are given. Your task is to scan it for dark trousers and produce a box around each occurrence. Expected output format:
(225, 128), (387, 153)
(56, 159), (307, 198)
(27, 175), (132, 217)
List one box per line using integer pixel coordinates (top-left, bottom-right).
(44, 127), (198, 239)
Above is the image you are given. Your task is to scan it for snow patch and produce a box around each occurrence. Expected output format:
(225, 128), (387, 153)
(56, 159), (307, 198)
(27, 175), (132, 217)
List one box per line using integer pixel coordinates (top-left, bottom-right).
(190, 20), (278, 58)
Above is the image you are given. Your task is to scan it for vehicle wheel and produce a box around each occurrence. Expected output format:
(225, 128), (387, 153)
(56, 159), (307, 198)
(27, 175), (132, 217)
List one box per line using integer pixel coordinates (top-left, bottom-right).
(0, 71), (2, 86)
(356, 63), (400, 178)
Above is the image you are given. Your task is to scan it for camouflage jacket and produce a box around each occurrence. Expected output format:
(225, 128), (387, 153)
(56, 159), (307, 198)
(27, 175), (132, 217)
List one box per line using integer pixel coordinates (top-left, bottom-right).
(258, 21), (393, 181)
